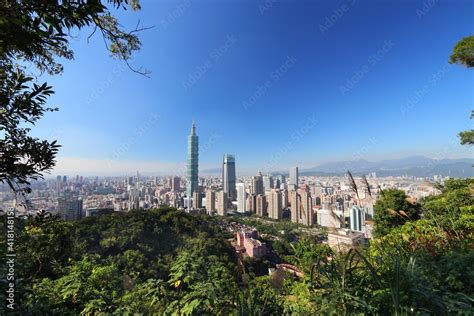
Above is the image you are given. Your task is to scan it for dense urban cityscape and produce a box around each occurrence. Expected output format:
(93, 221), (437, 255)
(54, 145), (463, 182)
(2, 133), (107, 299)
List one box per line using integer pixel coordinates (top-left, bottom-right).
(1, 0), (472, 314)
(1, 122), (447, 255)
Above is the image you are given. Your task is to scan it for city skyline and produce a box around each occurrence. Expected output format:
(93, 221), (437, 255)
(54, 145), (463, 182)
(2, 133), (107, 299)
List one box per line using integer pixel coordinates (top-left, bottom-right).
(31, 0), (473, 175)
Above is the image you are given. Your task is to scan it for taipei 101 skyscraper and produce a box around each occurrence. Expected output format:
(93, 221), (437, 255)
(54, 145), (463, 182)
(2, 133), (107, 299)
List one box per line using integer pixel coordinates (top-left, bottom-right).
(186, 121), (199, 197)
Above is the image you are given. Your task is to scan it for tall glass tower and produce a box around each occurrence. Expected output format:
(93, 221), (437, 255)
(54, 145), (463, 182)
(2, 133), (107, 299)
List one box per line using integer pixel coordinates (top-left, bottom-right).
(186, 121), (199, 197)
(222, 154), (236, 200)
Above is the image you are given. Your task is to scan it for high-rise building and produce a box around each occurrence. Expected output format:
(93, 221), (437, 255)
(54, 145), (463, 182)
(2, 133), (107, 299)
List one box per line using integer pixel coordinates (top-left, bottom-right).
(350, 206), (363, 231)
(58, 197), (83, 221)
(290, 191), (300, 223)
(289, 167), (298, 190)
(267, 189), (282, 220)
(222, 154), (237, 201)
(205, 189), (216, 213)
(256, 194), (267, 217)
(246, 193), (257, 213)
(277, 175), (286, 190)
(192, 191), (202, 209)
(236, 183), (247, 213)
(300, 190), (313, 226)
(171, 176), (180, 192)
(263, 175), (274, 192)
(216, 191), (227, 216)
(251, 171), (264, 195)
(281, 189), (289, 209)
(186, 121), (199, 197)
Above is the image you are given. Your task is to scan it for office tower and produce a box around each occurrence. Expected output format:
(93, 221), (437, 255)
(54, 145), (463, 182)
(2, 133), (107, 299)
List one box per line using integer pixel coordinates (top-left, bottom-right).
(246, 193), (257, 213)
(251, 171), (264, 195)
(186, 121), (199, 196)
(205, 189), (216, 212)
(350, 206), (363, 231)
(267, 189), (282, 220)
(274, 178), (281, 189)
(222, 154), (237, 200)
(216, 191), (227, 216)
(129, 193), (139, 210)
(236, 183), (247, 213)
(62, 175), (67, 183)
(256, 194), (267, 217)
(289, 167), (298, 190)
(263, 175), (274, 192)
(300, 190), (313, 226)
(281, 189), (289, 209)
(192, 191), (202, 209)
(290, 191), (300, 224)
(56, 175), (62, 193)
(171, 176), (180, 192)
(58, 197), (83, 221)
(277, 174), (286, 185)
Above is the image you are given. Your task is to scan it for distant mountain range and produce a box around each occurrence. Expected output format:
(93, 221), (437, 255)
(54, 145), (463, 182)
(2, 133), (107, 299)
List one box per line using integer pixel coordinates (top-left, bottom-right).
(200, 156), (473, 178)
(300, 156), (473, 178)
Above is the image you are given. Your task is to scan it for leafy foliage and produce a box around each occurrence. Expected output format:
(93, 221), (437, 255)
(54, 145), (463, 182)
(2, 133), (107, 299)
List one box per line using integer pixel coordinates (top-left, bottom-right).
(449, 36), (474, 145)
(0, 208), (238, 315)
(0, 0), (146, 195)
(373, 189), (421, 238)
(458, 111), (474, 145)
(450, 35), (474, 68)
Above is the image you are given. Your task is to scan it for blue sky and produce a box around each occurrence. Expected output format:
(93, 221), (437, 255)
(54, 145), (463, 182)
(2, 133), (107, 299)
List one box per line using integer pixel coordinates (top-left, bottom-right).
(33, 0), (473, 176)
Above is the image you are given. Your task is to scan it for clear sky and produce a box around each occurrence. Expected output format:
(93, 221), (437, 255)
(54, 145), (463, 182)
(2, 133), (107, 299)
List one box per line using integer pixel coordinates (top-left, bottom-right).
(33, 0), (473, 176)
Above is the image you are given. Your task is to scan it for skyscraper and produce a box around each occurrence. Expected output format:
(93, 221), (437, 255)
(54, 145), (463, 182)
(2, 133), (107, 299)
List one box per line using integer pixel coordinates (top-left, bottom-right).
(291, 191), (300, 223)
(263, 175), (274, 192)
(205, 189), (216, 213)
(289, 167), (299, 190)
(300, 190), (313, 226)
(186, 121), (199, 197)
(251, 171), (264, 195)
(350, 206), (363, 232)
(222, 154), (237, 200)
(267, 189), (282, 220)
(256, 194), (267, 217)
(58, 197), (83, 221)
(236, 183), (247, 213)
(216, 191), (227, 216)
(171, 176), (180, 192)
